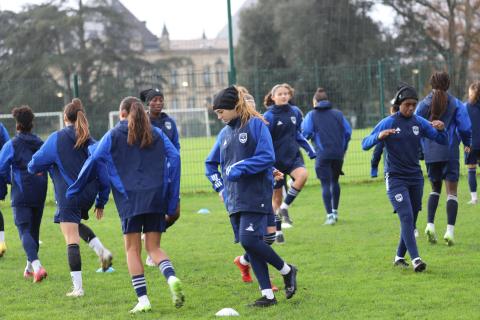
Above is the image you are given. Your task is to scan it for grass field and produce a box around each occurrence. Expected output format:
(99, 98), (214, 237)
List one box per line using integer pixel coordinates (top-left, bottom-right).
(1, 178), (479, 319)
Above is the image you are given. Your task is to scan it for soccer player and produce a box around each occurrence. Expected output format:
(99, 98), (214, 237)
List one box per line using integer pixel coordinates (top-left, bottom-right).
(206, 85), (297, 307)
(67, 97), (184, 314)
(28, 98), (110, 296)
(263, 84), (316, 242)
(464, 81), (480, 204)
(302, 88), (351, 225)
(415, 71), (472, 246)
(362, 84), (447, 272)
(0, 106), (48, 281)
(0, 121), (9, 257)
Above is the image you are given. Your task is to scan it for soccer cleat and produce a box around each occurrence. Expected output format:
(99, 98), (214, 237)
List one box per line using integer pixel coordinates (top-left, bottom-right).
(412, 259), (427, 272)
(100, 248), (113, 272)
(129, 300), (152, 314)
(168, 277), (185, 308)
(145, 255), (156, 267)
(233, 256), (253, 283)
(282, 264), (297, 299)
(414, 229), (419, 238)
(23, 270), (34, 279)
(393, 258), (409, 268)
(425, 225), (437, 244)
(66, 288), (84, 297)
(279, 208), (293, 227)
(467, 199), (477, 205)
(275, 233), (285, 244)
(33, 267), (47, 283)
(0, 241), (6, 257)
(323, 214), (336, 226)
(333, 213), (339, 222)
(248, 296), (277, 307)
(443, 232), (455, 246)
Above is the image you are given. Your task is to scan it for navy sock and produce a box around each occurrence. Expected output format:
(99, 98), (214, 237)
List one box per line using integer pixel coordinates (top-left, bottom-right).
(397, 208), (419, 260)
(0, 210), (4, 232)
(320, 180), (333, 214)
(446, 196), (458, 225)
(78, 223), (96, 243)
(275, 213), (282, 231)
(132, 274), (147, 298)
(17, 223), (39, 262)
(67, 244), (82, 272)
(427, 193), (440, 224)
(159, 259), (176, 279)
(240, 235), (273, 290)
(468, 168), (477, 192)
(284, 186), (300, 206)
(331, 181), (340, 211)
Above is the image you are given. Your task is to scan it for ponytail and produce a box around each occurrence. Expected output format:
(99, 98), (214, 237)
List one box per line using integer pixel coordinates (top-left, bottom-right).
(64, 98), (90, 149)
(429, 71), (450, 121)
(234, 86), (268, 127)
(119, 97), (153, 148)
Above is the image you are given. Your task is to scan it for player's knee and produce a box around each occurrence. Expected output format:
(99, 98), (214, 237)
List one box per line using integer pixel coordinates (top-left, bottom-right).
(431, 181), (442, 193)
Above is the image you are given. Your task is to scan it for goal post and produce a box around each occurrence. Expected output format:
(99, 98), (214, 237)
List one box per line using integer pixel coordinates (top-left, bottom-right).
(0, 112), (64, 140)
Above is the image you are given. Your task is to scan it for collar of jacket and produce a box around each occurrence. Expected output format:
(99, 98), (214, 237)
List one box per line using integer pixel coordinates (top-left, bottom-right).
(271, 104), (291, 113)
(314, 100), (332, 110)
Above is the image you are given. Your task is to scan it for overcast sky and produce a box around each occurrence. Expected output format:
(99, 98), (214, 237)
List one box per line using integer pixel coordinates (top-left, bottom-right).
(0, 0), (394, 39)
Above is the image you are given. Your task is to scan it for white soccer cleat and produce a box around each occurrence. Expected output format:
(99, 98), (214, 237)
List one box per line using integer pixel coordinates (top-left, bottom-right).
(168, 277), (185, 308)
(443, 231), (455, 246)
(66, 288), (84, 297)
(129, 300), (152, 314)
(323, 214), (336, 226)
(145, 255), (156, 267)
(100, 248), (113, 272)
(424, 224), (437, 244)
(467, 199), (477, 205)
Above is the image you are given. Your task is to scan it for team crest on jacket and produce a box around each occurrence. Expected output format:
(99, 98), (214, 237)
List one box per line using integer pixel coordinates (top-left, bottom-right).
(412, 126), (419, 135)
(239, 133), (248, 144)
(290, 116), (296, 125)
(395, 194), (403, 202)
(165, 121), (172, 130)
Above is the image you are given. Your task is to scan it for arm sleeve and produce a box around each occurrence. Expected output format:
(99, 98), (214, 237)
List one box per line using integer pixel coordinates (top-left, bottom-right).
(205, 133), (224, 193)
(95, 161), (111, 209)
(0, 141), (13, 200)
(418, 116), (448, 145)
(301, 112), (314, 140)
(362, 118), (392, 151)
(28, 133), (57, 174)
(0, 125), (10, 147)
(455, 100), (472, 147)
(226, 120), (275, 181)
(343, 116), (352, 152)
(158, 129), (181, 215)
(371, 141), (384, 168)
(171, 120), (181, 151)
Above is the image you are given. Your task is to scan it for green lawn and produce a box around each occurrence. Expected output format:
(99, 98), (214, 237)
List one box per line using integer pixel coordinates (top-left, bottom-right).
(1, 179), (478, 319)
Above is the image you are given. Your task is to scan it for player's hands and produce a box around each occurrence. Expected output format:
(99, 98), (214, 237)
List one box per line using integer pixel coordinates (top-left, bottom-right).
(431, 120), (445, 130)
(465, 146), (471, 153)
(219, 189), (224, 203)
(95, 207), (104, 220)
(273, 169), (284, 182)
(378, 129), (396, 140)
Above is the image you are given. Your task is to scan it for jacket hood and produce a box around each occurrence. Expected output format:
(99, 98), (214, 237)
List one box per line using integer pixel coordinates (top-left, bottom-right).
(314, 100), (333, 110)
(17, 132), (43, 151)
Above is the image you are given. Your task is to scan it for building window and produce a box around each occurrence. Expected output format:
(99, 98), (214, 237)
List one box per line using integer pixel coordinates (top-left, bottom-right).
(170, 69), (178, 89)
(187, 96), (196, 108)
(203, 65), (211, 87)
(187, 66), (196, 88)
(171, 97), (179, 109)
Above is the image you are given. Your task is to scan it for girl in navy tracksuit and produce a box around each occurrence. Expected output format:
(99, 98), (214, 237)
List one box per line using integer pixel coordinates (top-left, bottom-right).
(67, 97), (184, 314)
(140, 88), (181, 266)
(28, 99), (110, 297)
(205, 86), (297, 307)
(362, 85), (448, 272)
(302, 88), (352, 225)
(464, 81), (480, 204)
(415, 71), (472, 246)
(263, 84), (316, 241)
(0, 122), (10, 257)
(0, 106), (48, 281)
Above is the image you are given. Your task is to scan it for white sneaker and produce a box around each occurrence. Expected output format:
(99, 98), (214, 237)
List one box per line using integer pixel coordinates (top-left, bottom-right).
(66, 288), (84, 297)
(444, 231), (455, 246)
(129, 300), (152, 314)
(467, 199), (477, 205)
(414, 229), (419, 238)
(424, 224), (437, 244)
(145, 255), (156, 267)
(100, 248), (113, 271)
(323, 214), (336, 226)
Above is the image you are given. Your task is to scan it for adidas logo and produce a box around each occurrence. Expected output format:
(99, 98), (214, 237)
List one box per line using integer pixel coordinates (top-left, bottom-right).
(395, 127), (401, 133)
(245, 223), (255, 232)
(277, 121), (283, 126)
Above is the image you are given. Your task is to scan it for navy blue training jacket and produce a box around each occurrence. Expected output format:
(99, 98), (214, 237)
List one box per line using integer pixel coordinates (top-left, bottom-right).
(0, 133), (47, 207)
(466, 101), (480, 150)
(415, 92), (471, 162)
(150, 112), (180, 151)
(302, 100), (352, 161)
(0, 123), (10, 198)
(263, 104), (315, 172)
(205, 117), (275, 215)
(67, 121), (180, 220)
(28, 125), (108, 209)
(362, 112), (448, 178)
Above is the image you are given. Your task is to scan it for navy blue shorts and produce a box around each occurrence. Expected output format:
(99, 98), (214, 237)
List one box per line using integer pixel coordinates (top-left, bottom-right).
(121, 213), (166, 234)
(274, 156), (305, 189)
(315, 159), (344, 181)
(230, 212), (268, 243)
(385, 175), (424, 214)
(426, 160), (460, 182)
(13, 206), (44, 226)
(54, 207), (82, 224)
(465, 149), (480, 165)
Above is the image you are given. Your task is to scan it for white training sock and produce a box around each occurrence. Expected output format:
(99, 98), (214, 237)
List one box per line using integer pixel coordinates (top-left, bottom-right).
(25, 261), (33, 272)
(32, 259), (42, 272)
(280, 203), (289, 210)
(167, 275), (178, 285)
(261, 289), (274, 299)
(138, 295), (150, 304)
(276, 231), (283, 236)
(70, 271), (83, 290)
(446, 224), (455, 234)
(471, 192), (477, 201)
(412, 257), (421, 264)
(394, 256), (404, 262)
(0, 231), (4, 242)
(88, 237), (105, 257)
(239, 255), (249, 266)
(279, 263), (291, 275)
(427, 223), (435, 231)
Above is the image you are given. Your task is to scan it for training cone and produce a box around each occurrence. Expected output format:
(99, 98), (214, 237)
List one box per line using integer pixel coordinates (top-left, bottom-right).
(96, 267), (115, 273)
(215, 308), (239, 316)
(197, 208), (210, 214)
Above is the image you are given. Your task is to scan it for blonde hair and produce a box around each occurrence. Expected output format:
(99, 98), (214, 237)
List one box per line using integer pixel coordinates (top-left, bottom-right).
(233, 85), (267, 127)
(64, 98), (90, 149)
(468, 81), (480, 104)
(271, 83), (295, 97)
(119, 96), (153, 148)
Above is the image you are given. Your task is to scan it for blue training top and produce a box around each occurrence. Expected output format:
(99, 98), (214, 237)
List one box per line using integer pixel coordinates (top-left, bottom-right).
(466, 101), (480, 150)
(362, 112), (448, 178)
(67, 120), (180, 220)
(263, 104), (315, 172)
(28, 125), (108, 210)
(415, 92), (471, 162)
(205, 117), (275, 215)
(0, 123), (10, 198)
(0, 133), (47, 207)
(150, 112), (180, 151)
(302, 100), (352, 161)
